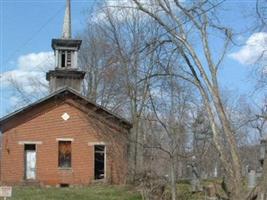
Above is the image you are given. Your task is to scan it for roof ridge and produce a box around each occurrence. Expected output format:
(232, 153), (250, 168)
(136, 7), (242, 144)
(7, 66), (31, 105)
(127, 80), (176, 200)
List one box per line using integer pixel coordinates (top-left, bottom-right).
(0, 87), (132, 130)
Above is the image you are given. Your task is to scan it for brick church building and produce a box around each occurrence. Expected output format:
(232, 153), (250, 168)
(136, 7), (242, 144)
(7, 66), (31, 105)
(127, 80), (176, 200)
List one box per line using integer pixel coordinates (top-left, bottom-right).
(0, 0), (131, 186)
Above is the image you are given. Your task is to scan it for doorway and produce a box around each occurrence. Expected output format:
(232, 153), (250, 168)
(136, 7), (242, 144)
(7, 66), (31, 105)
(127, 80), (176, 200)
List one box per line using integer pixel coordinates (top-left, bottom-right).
(94, 145), (105, 180)
(24, 144), (36, 180)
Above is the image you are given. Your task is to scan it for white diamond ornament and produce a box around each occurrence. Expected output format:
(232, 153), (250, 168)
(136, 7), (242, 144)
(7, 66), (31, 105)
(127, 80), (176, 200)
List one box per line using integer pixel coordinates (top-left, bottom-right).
(61, 113), (70, 121)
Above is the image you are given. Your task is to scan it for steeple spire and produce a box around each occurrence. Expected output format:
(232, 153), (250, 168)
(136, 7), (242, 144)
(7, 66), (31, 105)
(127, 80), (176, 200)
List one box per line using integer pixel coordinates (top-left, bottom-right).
(62, 0), (71, 39)
(47, 0), (85, 93)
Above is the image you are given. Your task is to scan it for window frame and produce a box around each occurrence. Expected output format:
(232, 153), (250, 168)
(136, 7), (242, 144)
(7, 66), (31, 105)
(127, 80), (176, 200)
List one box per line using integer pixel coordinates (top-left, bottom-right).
(61, 51), (66, 68)
(94, 145), (106, 180)
(66, 51), (72, 67)
(24, 143), (37, 180)
(58, 140), (72, 169)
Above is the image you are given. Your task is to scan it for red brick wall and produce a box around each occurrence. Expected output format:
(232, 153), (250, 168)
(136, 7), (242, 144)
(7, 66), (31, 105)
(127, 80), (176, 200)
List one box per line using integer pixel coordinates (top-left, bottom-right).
(0, 101), (128, 186)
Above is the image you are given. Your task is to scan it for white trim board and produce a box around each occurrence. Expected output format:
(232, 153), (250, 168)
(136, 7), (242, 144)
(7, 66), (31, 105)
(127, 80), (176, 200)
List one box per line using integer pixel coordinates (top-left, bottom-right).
(18, 141), (43, 145)
(88, 142), (106, 146)
(56, 138), (74, 141)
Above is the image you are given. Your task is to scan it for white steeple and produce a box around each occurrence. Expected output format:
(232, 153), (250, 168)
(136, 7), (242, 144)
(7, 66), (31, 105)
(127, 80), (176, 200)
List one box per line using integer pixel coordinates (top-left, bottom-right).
(47, 0), (84, 93)
(62, 0), (71, 39)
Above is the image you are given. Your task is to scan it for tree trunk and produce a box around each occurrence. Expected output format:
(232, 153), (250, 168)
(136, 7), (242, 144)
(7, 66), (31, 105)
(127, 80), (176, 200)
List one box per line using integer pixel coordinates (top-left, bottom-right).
(170, 156), (177, 200)
(261, 153), (267, 199)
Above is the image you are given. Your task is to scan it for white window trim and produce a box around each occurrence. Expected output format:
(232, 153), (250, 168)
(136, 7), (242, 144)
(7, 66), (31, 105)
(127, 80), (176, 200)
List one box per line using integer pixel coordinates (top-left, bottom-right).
(18, 141), (43, 145)
(58, 140), (72, 169)
(104, 146), (107, 179)
(56, 138), (74, 142)
(88, 142), (106, 146)
(93, 144), (107, 180)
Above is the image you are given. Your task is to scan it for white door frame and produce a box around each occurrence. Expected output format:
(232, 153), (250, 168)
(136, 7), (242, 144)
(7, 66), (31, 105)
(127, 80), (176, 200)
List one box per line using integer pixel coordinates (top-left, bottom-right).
(24, 144), (37, 180)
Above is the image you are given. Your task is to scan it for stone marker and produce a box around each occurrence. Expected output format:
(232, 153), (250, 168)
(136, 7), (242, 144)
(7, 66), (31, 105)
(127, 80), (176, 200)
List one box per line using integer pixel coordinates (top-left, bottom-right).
(248, 170), (256, 189)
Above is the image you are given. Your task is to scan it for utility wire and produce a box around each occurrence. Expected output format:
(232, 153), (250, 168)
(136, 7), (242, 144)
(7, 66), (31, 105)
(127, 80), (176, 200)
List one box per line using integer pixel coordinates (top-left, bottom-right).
(2, 4), (65, 67)
(2, 0), (226, 70)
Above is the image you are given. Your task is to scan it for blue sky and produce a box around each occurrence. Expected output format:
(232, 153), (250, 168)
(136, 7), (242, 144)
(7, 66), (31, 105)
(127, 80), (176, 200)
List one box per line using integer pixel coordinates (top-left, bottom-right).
(0, 0), (94, 116)
(1, 0), (91, 70)
(0, 0), (266, 117)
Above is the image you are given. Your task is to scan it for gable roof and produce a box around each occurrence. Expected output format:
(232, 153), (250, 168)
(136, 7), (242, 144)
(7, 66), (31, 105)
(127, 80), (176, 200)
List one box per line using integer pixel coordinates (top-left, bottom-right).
(0, 87), (132, 132)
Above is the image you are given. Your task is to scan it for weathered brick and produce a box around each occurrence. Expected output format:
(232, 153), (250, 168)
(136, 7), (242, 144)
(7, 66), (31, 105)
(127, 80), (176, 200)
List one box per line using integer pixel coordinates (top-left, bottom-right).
(0, 101), (129, 186)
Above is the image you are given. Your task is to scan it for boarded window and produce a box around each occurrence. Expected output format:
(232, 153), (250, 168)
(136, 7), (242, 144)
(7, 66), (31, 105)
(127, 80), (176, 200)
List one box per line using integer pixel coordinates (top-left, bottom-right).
(58, 141), (71, 168)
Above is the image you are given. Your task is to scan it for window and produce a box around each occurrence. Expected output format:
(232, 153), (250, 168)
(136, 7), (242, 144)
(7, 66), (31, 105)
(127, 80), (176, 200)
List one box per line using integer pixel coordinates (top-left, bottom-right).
(61, 51), (66, 68)
(66, 51), (71, 67)
(94, 145), (105, 180)
(60, 51), (72, 68)
(58, 141), (71, 168)
(24, 144), (36, 151)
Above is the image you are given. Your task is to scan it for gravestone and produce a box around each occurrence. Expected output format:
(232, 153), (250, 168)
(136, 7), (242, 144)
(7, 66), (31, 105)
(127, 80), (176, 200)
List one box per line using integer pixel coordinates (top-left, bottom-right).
(190, 158), (202, 192)
(248, 170), (256, 189)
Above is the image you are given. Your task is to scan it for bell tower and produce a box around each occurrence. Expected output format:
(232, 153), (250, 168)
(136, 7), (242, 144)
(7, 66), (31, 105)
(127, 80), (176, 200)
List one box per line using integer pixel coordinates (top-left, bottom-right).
(46, 0), (85, 93)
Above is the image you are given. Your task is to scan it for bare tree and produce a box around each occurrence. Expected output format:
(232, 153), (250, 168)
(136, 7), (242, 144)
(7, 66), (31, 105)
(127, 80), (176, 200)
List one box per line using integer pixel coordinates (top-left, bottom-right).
(78, 23), (127, 111)
(142, 73), (195, 200)
(3, 66), (50, 112)
(96, 4), (164, 181)
(132, 0), (250, 199)
(251, 96), (267, 198)
(79, 2), (167, 181)
(256, 0), (267, 31)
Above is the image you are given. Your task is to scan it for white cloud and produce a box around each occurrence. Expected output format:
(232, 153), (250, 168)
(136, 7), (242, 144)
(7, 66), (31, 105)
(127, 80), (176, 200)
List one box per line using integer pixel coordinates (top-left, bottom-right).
(1, 51), (54, 93)
(93, 0), (139, 22)
(92, 0), (162, 23)
(229, 32), (267, 65)
(0, 51), (54, 113)
(91, 0), (185, 25)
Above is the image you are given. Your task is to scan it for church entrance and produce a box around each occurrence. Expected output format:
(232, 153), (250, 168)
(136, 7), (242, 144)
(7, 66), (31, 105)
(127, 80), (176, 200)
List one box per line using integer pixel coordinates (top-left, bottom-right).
(24, 144), (36, 180)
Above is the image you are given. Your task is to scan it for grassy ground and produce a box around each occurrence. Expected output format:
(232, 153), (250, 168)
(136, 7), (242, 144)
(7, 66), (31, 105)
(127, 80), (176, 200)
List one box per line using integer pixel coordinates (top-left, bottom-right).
(177, 183), (204, 200)
(2, 181), (224, 200)
(6, 186), (141, 200)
